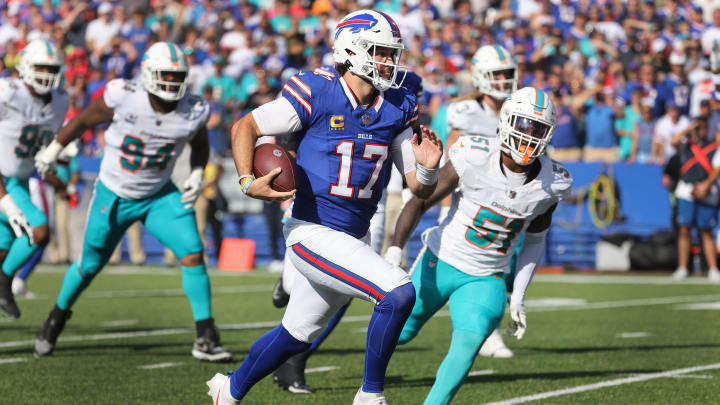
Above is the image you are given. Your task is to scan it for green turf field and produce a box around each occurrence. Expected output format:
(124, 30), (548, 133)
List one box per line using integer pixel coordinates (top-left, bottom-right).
(1, 266), (719, 405)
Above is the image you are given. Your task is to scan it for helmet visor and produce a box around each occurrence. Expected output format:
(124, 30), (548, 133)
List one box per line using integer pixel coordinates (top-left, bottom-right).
(513, 115), (551, 139)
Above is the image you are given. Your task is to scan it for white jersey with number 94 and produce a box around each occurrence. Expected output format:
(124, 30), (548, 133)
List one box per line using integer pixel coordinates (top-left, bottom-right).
(0, 77), (69, 180)
(100, 79), (209, 199)
(425, 136), (573, 276)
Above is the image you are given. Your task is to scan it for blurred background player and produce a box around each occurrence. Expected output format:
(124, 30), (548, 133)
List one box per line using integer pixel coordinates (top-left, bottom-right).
(207, 10), (443, 405)
(12, 142), (80, 298)
(0, 39), (69, 319)
(388, 87), (572, 405)
(32, 42), (232, 362)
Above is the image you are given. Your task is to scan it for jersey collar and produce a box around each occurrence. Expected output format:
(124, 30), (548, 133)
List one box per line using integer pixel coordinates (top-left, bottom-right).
(339, 76), (384, 112)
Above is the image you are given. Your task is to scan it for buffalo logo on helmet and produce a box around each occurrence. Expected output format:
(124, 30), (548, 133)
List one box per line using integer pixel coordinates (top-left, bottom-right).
(335, 13), (379, 40)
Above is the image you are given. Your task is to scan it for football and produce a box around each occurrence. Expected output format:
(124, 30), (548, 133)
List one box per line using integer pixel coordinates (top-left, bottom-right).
(253, 143), (297, 192)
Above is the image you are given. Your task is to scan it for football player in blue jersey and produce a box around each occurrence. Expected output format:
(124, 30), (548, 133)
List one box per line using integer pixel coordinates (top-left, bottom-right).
(207, 10), (443, 405)
(269, 70), (426, 395)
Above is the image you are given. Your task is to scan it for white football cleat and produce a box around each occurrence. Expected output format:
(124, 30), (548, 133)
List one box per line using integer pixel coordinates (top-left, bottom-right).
(479, 328), (514, 358)
(672, 268), (688, 281)
(709, 269), (720, 283)
(352, 388), (388, 405)
(11, 278), (36, 298)
(206, 373), (239, 405)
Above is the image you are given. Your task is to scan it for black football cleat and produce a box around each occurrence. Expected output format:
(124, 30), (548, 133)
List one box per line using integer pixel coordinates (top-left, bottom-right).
(273, 350), (315, 394)
(193, 318), (233, 362)
(0, 272), (20, 319)
(34, 306), (72, 357)
(272, 277), (290, 308)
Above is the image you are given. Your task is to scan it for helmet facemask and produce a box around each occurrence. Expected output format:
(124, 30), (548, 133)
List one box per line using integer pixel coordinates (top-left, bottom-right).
(475, 67), (517, 100)
(143, 67), (188, 101)
(25, 64), (62, 95)
(500, 114), (554, 166)
(347, 39), (407, 91)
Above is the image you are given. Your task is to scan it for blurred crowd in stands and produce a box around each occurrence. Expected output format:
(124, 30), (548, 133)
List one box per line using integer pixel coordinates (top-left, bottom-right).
(3, 0), (720, 165)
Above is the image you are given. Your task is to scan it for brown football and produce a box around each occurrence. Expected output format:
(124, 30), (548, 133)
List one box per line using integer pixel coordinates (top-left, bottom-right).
(253, 143), (297, 192)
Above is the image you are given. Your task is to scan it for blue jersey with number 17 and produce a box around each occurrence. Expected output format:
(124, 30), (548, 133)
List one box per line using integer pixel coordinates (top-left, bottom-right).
(281, 66), (417, 238)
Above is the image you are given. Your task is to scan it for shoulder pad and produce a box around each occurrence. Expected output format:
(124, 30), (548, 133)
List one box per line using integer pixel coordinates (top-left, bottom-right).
(0, 78), (19, 104)
(446, 100), (476, 129)
(546, 158), (573, 199)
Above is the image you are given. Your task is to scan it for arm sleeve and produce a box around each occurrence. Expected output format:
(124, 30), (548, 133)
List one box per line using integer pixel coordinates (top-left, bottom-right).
(510, 229), (548, 304)
(251, 97), (303, 136)
(390, 127), (416, 175)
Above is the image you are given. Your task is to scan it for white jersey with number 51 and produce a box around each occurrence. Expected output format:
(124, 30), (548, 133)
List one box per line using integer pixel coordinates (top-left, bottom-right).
(0, 77), (69, 180)
(100, 79), (209, 199)
(425, 136), (573, 276)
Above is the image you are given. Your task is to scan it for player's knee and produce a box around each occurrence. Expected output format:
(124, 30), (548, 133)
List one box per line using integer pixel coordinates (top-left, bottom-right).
(179, 252), (204, 267)
(281, 319), (319, 343)
(380, 282), (416, 315)
(397, 326), (417, 345)
(34, 224), (49, 246)
(456, 329), (488, 353)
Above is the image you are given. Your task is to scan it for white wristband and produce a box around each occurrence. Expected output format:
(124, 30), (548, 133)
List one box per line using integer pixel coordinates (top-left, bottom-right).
(415, 163), (439, 186)
(0, 194), (21, 217)
(384, 245), (403, 267)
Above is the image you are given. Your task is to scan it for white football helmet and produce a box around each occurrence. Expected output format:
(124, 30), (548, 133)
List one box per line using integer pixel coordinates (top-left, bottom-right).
(141, 42), (189, 101)
(333, 10), (407, 91)
(498, 87), (557, 166)
(17, 39), (63, 95)
(471, 44), (518, 100)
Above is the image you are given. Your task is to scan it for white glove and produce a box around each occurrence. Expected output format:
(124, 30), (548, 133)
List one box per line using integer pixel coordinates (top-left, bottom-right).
(35, 140), (63, 179)
(384, 245), (403, 267)
(507, 297), (526, 340)
(0, 194), (34, 245)
(181, 167), (204, 209)
(58, 141), (80, 160)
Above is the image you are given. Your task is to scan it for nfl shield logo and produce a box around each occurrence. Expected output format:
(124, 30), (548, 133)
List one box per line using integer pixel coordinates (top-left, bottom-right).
(362, 114), (370, 126)
(507, 190), (516, 199)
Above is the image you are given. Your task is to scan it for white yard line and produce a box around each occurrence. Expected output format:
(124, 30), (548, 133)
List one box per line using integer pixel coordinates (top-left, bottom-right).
(527, 294), (720, 313)
(100, 320), (139, 327)
(137, 362), (184, 370)
(305, 366), (340, 373)
(534, 274), (714, 285)
(0, 358), (27, 364)
(616, 332), (649, 338)
(468, 369), (494, 377)
(608, 372), (714, 380)
(483, 363), (720, 405)
(84, 284), (272, 300)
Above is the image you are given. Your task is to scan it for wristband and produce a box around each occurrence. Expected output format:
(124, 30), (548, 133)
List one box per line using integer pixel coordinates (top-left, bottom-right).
(241, 178), (255, 194)
(238, 174), (255, 183)
(415, 163), (439, 186)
